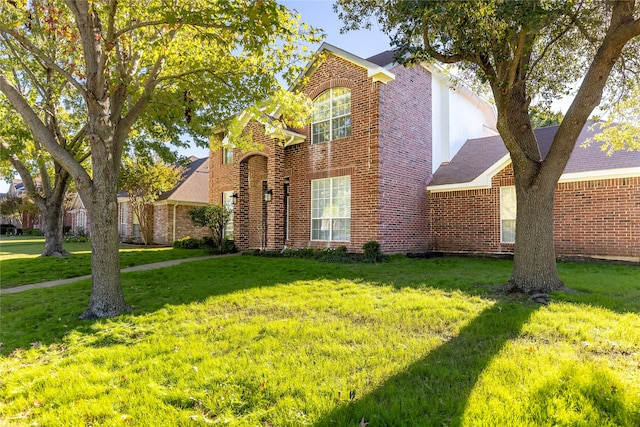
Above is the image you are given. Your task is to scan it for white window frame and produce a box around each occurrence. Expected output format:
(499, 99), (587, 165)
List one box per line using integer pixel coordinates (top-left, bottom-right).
(311, 87), (351, 144)
(311, 176), (351, 242)
(222, 191), (234, 239)
(500, 186), (517, 244)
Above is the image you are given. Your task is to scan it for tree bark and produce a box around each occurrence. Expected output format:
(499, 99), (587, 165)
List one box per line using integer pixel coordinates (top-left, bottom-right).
(505, 173), (564, 293)
(495, 82), (566, 294)
(78, 158), (130, 320)
(40, 194), (68, 257)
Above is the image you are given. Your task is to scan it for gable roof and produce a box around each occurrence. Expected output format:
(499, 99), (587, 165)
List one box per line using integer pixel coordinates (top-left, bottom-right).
(156, 157), (209, 204)
(293, 43), (395, 89)
(428, 122), (640, 191)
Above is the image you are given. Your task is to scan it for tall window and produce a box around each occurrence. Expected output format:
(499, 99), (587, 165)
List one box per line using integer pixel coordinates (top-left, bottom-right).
(222, 147), (233, 164)
(312, 87), (351, 144)
(222, 191), (234, 239)
(311, 176), (350, 241)
(500, 186), (517, 244)
(132, 211), (141, 237)
(118, 202), (128, 236)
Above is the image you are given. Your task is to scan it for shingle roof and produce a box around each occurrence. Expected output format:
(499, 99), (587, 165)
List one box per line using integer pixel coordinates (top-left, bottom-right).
(430, 122), (640, 187)
(157, 157), (209, 204)
(366, 50), (396, 67)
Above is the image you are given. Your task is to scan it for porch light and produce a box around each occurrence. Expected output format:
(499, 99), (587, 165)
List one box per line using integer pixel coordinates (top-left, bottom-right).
(232, 192), (238, 205)
(264, 189), (273, 202)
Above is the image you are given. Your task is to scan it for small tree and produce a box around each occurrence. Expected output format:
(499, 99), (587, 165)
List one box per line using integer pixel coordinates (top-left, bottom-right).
(188, 204), (231, 251)
(119, 157), (183, 245)
(0, 196), (23, 222)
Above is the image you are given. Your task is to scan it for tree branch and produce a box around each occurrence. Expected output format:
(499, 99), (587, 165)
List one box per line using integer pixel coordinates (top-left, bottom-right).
(422, 27), (466, 64)
(540, 1), (640, 183)
(3, 147), (45, 206)
(0, 27), (87, 102)
(0, 73), (91, 188)
(507, 30), (528, 87)
(118, 54), (165, 135)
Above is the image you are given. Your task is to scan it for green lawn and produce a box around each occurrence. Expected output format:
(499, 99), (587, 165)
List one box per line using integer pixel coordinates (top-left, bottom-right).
(0, 236), (208, 289)
(0, 256), (638, 426)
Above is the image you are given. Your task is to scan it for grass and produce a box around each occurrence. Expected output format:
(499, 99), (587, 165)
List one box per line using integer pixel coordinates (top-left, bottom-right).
(0, 256), (639, 426)
(0, 236), (208, 289)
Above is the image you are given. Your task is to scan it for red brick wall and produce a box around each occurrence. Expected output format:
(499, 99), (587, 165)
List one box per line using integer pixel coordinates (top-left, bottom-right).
(429, 165), (639, 260)
(211, 121), (285, 251)
(210, 53), (436, 254)
(378, 64), (433, 253)
(283, 54), (382, 252)
(553, 177), (639, 259)
(152, 204), (210, 245)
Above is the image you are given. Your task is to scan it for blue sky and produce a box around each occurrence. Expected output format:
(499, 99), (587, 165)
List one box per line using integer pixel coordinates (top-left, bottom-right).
(0, 3), (390, 193)
(282, 0), (392, 58)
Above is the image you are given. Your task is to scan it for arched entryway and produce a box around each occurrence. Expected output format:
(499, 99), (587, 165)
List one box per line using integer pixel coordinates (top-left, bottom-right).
(235, 150), (286, 251)
(237, 154), (268, 250)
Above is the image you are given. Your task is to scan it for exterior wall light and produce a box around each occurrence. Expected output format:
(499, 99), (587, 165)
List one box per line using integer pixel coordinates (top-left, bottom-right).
(264, 189), (273, 202)
(232, 192), (238, 205)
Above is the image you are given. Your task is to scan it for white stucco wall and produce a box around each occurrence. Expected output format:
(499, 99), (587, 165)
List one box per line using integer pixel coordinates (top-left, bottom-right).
(430, 68), (498, 171)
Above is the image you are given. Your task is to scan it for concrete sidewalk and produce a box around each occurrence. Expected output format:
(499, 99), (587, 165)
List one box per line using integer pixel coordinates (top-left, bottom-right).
(1, 254), (235, 295)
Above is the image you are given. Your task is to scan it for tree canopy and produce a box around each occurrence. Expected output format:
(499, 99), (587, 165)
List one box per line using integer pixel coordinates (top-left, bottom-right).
(0, 0), (321, 318)
(337, 0), (640, 294)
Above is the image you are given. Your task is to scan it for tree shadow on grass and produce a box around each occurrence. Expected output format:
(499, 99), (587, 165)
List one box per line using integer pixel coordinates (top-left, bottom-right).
(1, 256), (361, 353)
(314, 301), (538, 427)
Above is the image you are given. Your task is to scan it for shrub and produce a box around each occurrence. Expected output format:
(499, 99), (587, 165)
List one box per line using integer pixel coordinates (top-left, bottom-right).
(221, 238), (237, 254)
(172, 236), (201, 249)
(23, 228), (43, 236)
(363, 241), (386, 263)
(250, 245), (385, 264)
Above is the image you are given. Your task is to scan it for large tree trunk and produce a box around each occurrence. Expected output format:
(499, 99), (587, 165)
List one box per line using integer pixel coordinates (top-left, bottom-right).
(40, 195), (68, 257)
(79, 174), (130, 319)
(78, 127), (130, 319)
(505, 175), (564, 293)
(495, 82), (566, 295)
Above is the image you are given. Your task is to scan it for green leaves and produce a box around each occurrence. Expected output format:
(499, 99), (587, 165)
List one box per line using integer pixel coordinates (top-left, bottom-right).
(119, 156), (183, 244)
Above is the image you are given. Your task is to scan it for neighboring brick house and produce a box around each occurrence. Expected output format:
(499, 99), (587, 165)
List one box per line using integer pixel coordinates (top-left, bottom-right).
(428, 123), (640, 262)
(118, 156), (210, 245)
(210, 43), (497, 253)
(68, 193), (90, 236)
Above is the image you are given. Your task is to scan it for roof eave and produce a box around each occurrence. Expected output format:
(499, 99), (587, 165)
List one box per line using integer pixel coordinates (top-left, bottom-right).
(428, 163), (640, 193)
(291, 42), (396, 91)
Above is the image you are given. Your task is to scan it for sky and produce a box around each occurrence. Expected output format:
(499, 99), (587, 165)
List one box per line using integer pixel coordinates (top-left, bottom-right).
(1, 1), (389, 194)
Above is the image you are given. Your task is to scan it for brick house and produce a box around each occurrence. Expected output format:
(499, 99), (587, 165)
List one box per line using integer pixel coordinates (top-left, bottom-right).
(118, 156), (210, 245)
(428, 123), (640, 262)
(68, 193), (90, 236)
(210, 43), (497, 253)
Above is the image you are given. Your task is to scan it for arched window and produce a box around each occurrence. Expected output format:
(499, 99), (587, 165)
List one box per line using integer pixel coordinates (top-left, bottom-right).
(312, 87), (351, 144)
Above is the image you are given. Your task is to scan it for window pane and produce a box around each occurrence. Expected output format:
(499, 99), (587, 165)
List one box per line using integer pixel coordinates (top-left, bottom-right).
(222, 191), (234, 238)
(332, 116), (351, 140)
(500, 187), (517, 219)
(311, 88), (351, 144)
(332, 90), (351, 117)
(311, 176), (351, 242)
(502, 220), (516, 244)
(312, 219), (329, 240)
(312, 92), (331, 122)
(312, 121), (330, 144)
(332, 219), (350, 241)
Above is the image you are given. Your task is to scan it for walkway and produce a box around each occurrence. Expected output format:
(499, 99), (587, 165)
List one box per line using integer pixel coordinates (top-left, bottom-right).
(1, 255), (235, 295)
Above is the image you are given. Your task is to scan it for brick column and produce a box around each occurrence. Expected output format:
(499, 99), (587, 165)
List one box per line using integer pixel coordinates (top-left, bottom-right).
(266, 142), (286, 250)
